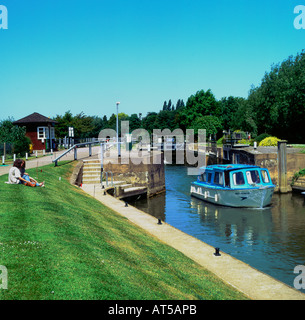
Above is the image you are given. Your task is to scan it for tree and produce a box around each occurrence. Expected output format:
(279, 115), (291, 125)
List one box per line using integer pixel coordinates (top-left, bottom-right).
(0, 119), (30, 156)
(176, 99), (185, 110)
(220, 96), (240, 130)
(142, 112), (158, 134)
(107, 112), (129, 135)
(54, 111), (74, 138)
(128, 114), (142, 132)
(191, 115), (222, 138)
(178, 89), (221, 130)
(247, 50), (305, 142)
(73, 112), (95, 138)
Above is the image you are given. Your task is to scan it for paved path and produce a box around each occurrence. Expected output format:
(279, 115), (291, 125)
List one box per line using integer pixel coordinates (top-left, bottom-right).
(0, 146), (101, 177)
(82, 183), (305, 300)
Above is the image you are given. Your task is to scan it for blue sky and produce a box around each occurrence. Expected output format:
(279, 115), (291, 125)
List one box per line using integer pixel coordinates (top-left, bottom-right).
(0, 0), (304, 121)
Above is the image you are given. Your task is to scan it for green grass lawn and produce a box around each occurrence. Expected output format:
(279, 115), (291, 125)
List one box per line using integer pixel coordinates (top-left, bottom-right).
(0, 162), (248, 300)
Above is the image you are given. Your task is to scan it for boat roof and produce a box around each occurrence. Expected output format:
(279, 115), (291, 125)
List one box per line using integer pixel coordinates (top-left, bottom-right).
(199, 164), (261, 172)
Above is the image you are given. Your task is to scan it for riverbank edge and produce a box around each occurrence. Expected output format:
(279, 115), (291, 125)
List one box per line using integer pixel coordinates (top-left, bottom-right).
(81, 183), (305, 300)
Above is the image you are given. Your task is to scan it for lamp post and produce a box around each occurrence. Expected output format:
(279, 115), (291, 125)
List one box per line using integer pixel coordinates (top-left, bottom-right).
(116, 102), (121, 157)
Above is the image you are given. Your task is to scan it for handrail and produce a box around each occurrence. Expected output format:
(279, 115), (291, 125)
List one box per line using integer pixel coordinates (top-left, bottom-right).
(53, 141), (99, 166)
(102, 171), (113, 187)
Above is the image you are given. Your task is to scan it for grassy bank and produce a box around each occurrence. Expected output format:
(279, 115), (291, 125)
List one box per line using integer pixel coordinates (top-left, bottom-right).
(0, 162), (248, 300)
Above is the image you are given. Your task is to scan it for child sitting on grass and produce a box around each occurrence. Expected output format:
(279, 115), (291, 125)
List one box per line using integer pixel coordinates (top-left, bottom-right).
(7, 159), (45, 187)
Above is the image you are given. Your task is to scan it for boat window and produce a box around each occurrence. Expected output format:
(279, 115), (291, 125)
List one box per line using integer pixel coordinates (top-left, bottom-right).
(233, 171), (245, 186)
(214, 172), (224, 186)
(207, 172), (212, 183)
(261, 170), (270, 183)
(224, 172), (230, 187)
(199, 172), (207, 182)
(246, 170), (261, 184)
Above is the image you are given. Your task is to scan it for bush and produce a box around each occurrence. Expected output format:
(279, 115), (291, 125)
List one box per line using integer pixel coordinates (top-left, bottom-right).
(291, 168), (305, 186)
(259, 136), (280, 147)
(255, 133), (271, 143)
(13, 136), (31, 156)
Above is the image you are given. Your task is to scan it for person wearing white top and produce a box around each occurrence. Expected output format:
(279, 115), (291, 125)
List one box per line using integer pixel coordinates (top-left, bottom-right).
(8, 163), (23, 184)
(7, 159), (44, 187)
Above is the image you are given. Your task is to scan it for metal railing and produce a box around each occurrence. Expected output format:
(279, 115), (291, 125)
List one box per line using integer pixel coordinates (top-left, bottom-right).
(53, 141), (99, 166)
(102, 171), (114, 187)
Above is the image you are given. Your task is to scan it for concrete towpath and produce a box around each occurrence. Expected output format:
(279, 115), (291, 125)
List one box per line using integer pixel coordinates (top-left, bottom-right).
(82, 183), (305, 300)
(0, 146), (101, 177)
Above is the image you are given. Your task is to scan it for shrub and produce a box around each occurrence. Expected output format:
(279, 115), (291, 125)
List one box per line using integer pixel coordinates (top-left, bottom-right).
(13, 136), (31, 156)
(255, 133), (271, 143)
(259, 136), (280, 147)
(291, 168), (305, 186)
(238, 139), (249, 144)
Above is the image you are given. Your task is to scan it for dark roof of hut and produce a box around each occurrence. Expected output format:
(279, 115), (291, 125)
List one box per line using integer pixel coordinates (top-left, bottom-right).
(13, 112), (57, 124)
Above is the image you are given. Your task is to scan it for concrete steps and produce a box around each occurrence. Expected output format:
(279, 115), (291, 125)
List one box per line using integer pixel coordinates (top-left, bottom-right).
(292, 176), (305, 191)
(82, 159), (148, 199)
(82, 159), (101, 184)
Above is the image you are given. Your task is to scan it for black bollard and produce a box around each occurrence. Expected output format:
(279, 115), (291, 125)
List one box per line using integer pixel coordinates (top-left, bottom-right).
(125, 202), (128, 207)
(104, 190), (106, 195)
(157, 219), (162, 225)
(214, 247), (221, 256)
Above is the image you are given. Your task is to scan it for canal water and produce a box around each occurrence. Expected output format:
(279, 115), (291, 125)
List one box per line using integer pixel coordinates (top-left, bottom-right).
(131, 165), (305, 292)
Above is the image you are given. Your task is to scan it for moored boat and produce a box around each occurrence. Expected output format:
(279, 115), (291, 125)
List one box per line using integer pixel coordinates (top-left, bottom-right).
(190, 164), (275, 208)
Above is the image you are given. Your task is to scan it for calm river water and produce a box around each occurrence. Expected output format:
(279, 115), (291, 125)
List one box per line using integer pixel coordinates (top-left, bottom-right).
(131, 165), (305, 292)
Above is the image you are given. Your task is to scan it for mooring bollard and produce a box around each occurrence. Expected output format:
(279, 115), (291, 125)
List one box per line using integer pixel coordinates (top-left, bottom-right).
(13, 154), (16, 162)
(157, 219), (162, 225)
(2, 156), (5, 165)
(214, 247), (221, 256)
(26, 153), (28, 160)
(125, 202), (128, 207)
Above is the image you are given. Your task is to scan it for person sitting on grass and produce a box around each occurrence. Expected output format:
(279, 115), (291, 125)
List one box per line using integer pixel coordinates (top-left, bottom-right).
(20, 159), (45, 187)
(7, 159), (44, 187)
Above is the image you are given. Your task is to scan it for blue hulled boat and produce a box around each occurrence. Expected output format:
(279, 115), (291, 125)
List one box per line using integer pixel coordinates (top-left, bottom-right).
(190, 164), (275, 208)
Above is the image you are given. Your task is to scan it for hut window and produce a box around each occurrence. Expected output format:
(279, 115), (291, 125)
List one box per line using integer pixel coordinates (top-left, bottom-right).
(50, 127), (55, 139)
(37, 127), (46, 140)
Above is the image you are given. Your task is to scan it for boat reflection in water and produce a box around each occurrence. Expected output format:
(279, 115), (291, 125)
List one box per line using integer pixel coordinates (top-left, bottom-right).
(189, 197), (274, 248)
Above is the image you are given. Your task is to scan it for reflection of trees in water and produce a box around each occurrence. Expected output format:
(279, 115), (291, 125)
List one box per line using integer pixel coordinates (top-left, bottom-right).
(130, 193), (166, 221)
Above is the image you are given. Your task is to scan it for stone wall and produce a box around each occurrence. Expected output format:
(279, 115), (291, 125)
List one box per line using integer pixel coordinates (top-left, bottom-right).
(227, 147), (305, 192)
(103, 152), (165, 197)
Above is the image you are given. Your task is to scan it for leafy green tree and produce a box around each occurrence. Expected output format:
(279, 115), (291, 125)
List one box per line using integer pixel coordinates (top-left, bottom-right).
(191, 115), (222, 138)
(220, 96), (241, 130)
(73, 112), (95, 138)
(248, 50), (305, 142)
(128, 114), (142, 132)
(107, 112), (129, 135)
(178, 89), (221, 130)
(54, 110), (74, 138)
(0, 119), (30, 156)
(142, 112), (158, 134)
(153, 110), (176, 131)
(176, 99), (185, 110)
